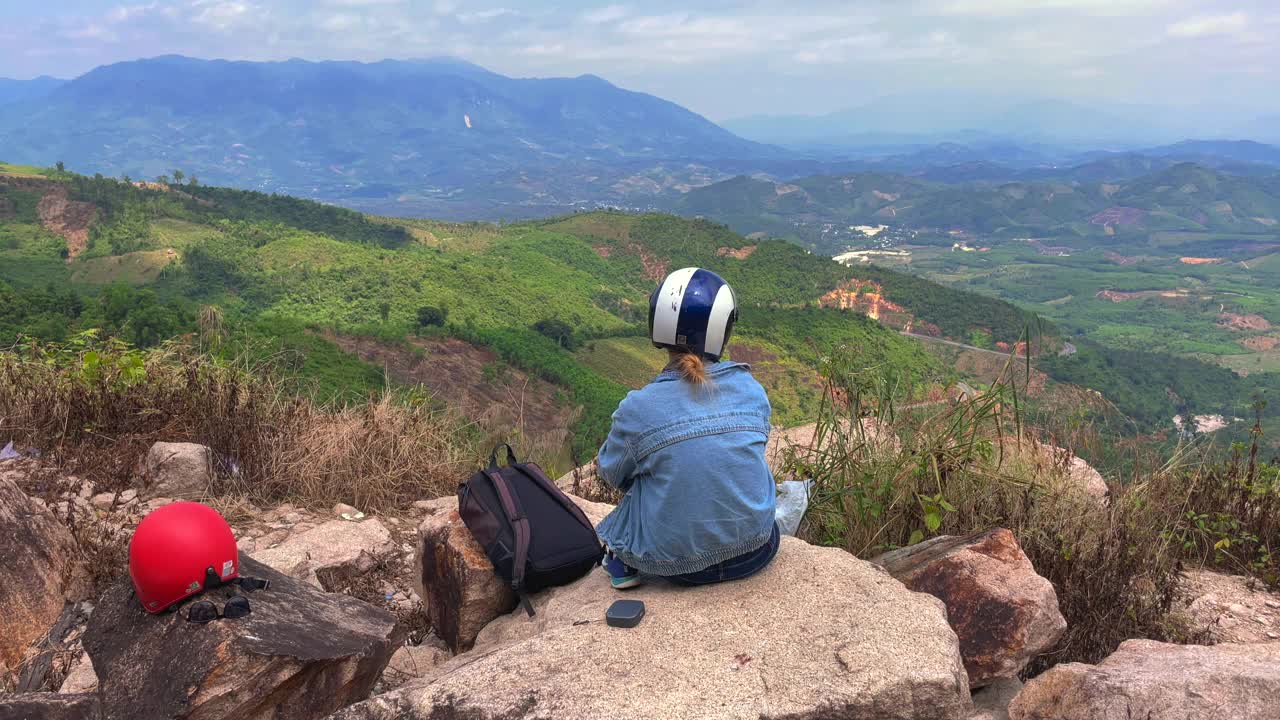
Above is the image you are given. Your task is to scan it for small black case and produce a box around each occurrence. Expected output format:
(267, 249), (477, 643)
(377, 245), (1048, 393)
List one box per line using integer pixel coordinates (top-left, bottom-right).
(605, 599), (645, 628)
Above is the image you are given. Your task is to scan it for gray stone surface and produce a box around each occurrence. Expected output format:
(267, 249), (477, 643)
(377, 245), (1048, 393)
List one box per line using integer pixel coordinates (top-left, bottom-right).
(255, 518), (394, 590)
(968, 678), (1022, 720)
(336, 536), (972, 720)
(0, 473), (88, 674)
(1009, 639), (1280, 720)
(142, 442), (214, 499)
(83, 556), (403, 720)
(0, 693), (102, 720)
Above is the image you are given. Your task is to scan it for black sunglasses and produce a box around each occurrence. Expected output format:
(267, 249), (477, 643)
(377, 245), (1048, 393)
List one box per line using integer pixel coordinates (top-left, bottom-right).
(187, 595), (251, 624)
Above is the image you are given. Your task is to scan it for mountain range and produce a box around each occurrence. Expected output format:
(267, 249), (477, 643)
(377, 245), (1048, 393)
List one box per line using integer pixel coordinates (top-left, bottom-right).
(677, 162), (1280, 248)
(3, 56), (1280, 222)
(0, 56), (789, 219)
(724, 93), (1280, 149)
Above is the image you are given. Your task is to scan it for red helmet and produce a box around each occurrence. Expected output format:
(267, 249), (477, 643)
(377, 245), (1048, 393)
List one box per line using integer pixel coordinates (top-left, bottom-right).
(129, 502), (239, 613)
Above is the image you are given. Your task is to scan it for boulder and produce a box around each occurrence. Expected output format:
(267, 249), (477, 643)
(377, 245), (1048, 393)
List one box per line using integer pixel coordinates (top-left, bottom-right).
(412, 492), (613, 653)
(1009, 639), (1280, 720)
(142, 442), (214, 499)
(968, 678), (1022, 720)
(336, 536), (972, 720)
(0, 474), (89, 673)
(83, 556), (403, 720)
(0, 693), (102, 720)
(255, 518), (395, 590)
(873, 528), (1065, 687)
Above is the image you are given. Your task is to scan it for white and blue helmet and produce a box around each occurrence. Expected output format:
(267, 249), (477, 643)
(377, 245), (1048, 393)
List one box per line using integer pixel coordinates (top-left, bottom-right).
(648, 267), (738, 361)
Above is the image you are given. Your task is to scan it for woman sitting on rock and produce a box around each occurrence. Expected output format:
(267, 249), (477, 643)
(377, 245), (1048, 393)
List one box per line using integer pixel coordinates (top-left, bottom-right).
(595, 267), (779, 589)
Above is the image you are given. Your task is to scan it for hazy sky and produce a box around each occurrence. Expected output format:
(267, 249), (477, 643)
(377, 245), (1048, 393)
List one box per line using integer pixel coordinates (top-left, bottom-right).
(2, 0), (1278, 121)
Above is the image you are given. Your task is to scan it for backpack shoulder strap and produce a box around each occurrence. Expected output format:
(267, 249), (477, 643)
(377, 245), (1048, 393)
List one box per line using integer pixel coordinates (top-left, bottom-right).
(483, 468), (535, 617)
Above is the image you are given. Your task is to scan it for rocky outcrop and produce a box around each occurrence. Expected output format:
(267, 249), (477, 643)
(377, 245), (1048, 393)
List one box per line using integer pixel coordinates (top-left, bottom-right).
(0, 474), (89, 675)
(412, 499), (516, 653)
(412, 492), (613, 652)
(142, 441), (214, 499)
(873, 528), (1065, 687)
(255, 517), (395, 590)
(1009, 639), (1280, 720)
(1168, 568), (1280, 643)
(337, 536), (972, 720)
(0, 693), (102, 720)
(83, 556), (403, 720)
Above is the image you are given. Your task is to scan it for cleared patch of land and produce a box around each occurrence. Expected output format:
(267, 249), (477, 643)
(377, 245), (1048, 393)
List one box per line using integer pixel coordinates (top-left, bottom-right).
(326, 333), (580, 474)
(71, 249), (178, 284)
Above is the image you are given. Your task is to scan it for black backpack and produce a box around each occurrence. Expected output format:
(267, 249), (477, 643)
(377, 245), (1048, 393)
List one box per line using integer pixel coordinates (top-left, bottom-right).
(458, 444), (604, 616)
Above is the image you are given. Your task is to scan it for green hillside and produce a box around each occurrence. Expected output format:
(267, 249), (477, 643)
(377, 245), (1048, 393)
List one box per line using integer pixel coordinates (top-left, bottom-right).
(2, 166), (970, 467)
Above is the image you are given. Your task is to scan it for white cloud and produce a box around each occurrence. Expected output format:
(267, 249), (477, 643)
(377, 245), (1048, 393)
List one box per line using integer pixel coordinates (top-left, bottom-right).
(321, 13), (361, 31)
(1167, 12), (1249, 38)
(323, 0), (404, 5)
(458, 8), (517, 24)
(107, 3), (160, 24)
(65, 24), (117, 41)
(190, 1), (255, 31)
(582, 5), (630, 25)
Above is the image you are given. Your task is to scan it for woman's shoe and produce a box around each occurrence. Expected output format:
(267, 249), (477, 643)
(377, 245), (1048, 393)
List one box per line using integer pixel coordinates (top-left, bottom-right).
(603, 552), (643, 590)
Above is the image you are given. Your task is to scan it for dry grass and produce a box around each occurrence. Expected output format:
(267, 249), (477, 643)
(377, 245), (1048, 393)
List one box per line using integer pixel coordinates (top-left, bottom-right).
(784, 348), (1223, 672)
(0, 336), (479, 513)
(259, 394), (476, 511)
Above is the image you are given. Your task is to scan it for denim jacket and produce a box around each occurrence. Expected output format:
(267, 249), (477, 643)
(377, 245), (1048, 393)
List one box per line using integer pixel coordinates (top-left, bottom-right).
(595, 361), (776, 575)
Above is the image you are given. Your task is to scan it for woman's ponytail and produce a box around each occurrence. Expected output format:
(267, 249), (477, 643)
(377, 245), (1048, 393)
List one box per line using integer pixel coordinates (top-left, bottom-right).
(674, 351), (708, 385)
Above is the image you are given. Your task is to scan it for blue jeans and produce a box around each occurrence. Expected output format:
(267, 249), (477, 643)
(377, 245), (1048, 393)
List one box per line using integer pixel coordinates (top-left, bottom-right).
(666, 523), (781, 586)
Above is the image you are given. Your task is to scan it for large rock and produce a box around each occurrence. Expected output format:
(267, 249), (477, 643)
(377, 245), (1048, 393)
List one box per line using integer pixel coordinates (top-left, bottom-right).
(337, 536), (972, 720)
(83, 556), (403, 720)
(873, 528), (1066, 687)
(0, 474), (89, 675)
(255, 518), (395, 590)
(142, 441), (214, 499)
(412, 492), (613, 653)
(1009, 639), (1280, 720)
(0, 693), (102, 720)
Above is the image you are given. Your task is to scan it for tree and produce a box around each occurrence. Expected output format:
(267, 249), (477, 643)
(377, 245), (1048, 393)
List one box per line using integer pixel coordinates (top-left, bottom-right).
(55, 161), (65, 172)
(188, 175), (199, 187)
(533, 318), (575, 349)
(172, 169), (185, 184)
(416, 305), (447, 327)
(378, 301), (392, 323)
(156, 174), (170, 185)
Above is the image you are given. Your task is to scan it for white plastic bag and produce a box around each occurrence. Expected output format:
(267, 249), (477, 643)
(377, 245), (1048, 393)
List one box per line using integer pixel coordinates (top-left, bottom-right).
(0, 441), (18, 461)
(775, 479), (814, 537)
